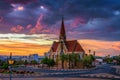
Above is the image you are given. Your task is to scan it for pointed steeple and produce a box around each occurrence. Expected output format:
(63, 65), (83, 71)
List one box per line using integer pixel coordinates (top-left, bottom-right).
(59, 17), (66, 42)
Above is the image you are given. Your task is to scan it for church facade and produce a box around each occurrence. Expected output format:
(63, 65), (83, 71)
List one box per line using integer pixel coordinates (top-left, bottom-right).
(45, 18), (85, 68)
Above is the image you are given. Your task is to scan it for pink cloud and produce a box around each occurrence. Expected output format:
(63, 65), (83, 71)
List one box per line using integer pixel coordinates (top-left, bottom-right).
(11, 25), (24, 33)
(30, 14), (46, 34)
(26, 24), (32, 29)
(70, 17), (86, 28)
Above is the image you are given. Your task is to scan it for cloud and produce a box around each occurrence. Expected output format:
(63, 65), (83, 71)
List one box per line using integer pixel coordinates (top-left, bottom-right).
(11, 25), (24, 33)
(5, 0), (38, 4)
(70, 17), (86, 28)
(11, 4), (24, 11)
(0, 36), (120, 56)
(0, 33), (57, 45)
(0, 16), (3, 22)
(26, 24), (32, 29)
(0, 42), (50, 56)
(79, 39), (120, 56)
(0, 0), (120, 41)
(30, 14), (46, 34)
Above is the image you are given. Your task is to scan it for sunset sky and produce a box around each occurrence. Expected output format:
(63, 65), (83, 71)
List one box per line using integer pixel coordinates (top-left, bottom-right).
(0, 0), (120, 56)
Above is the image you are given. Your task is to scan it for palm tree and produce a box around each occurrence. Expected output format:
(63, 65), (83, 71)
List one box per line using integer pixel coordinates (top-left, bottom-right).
(41, 57), (55, 69)
(60, 54), (68, 69)
(74, 54), (80, 67)
(55, 55), (60, 69)
(93, 51), (95, 56)
(47, 59), (55, 69)
(68, 53), (75, 69)
(90, 54), (95, 66)
(89, 49), (91, 55)
(116, 55), (120, 65)
(24, 60), (28, 67)
(41, 57), (49, 68)
(83, 55), (93, 68)
(68, 53), (80, 69)
(31, 60), (37, 67)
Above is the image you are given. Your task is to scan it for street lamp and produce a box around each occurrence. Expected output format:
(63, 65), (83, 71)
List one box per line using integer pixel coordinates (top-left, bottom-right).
(8, 53), (14, 80)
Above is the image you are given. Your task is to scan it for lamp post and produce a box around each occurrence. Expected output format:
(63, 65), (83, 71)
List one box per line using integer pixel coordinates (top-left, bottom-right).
(8, 53), (14, 80)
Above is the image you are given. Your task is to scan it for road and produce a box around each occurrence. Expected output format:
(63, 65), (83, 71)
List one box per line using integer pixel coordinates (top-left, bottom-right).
(0, 64), (120, 79)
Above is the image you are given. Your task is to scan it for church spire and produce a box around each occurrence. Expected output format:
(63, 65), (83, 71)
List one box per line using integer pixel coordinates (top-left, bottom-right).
(59, 17), (66, 42)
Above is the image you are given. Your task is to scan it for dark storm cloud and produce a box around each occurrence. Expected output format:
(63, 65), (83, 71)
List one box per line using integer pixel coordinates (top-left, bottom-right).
(67, 16), (120, 41)
(0, 0), (120, 41)
(40, 0), (117, 25)
(5, 0), (38, 4)
(0, 0), (13, 16)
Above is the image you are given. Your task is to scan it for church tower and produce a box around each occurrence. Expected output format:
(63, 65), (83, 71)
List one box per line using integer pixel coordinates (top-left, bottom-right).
(59, 17), (66, 42)
(59, 17), (66, 54)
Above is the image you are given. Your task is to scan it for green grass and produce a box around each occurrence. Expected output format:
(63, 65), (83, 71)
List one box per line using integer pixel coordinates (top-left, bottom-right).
(2, 71), (9, 74)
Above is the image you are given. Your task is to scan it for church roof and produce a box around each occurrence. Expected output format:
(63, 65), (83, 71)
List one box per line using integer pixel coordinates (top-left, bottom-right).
(51, 41), (59, 52)
(51, 40), (85, 53)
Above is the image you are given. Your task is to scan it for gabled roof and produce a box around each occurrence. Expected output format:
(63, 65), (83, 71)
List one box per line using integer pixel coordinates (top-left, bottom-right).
(51, 41), (59, 52)
(50, 40), (85, 53)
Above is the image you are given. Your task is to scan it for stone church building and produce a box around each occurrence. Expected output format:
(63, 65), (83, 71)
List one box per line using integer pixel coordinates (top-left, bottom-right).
(45, 18), (85, 68)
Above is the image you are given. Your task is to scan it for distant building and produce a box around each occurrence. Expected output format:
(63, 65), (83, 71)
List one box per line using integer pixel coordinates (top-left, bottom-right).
(20, 56), (29, 61)
(45, 18), (85, 68)
(29, 54), (39, 62)
(0, 56), (8, 61)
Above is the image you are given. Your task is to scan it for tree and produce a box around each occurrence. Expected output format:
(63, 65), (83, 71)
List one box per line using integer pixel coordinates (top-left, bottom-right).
(0, 60), (4, 68)
(24, 60), (28, 67)
(47, 59), (55, 69)
(74, 54), (80, 67)
(90, 54), (95, 66)
(113, 55), (120, 65)
(68, 54), (75, 69)
(60, 54), (68, 69)
(2, 62), (9, 69)
(90, 55), (95, 62)
(89, 49), (91, 55)
(41, 57), (55, 69)
(68, 53), (80, 69)
(55, 56), (60, 69)
(14, 60), (24, 65)
(103, 56), (113, 64)
(31, 60), (37, 67)
(116, 55), (120, 65)
(82, 55), (93, 68)
(41, 57), (49, 64)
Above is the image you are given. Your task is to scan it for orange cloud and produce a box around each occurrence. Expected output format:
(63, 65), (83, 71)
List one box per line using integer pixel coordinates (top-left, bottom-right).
(79, 39), (120, 56)
(0, 41), (50, 56)
(0, 34), (120, 57)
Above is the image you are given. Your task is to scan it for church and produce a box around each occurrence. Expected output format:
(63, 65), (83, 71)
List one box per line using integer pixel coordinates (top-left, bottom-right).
(45, 18), (85, 68)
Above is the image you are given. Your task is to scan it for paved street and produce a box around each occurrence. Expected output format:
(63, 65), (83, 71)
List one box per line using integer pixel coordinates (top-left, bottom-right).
(0, 64), (120, 80)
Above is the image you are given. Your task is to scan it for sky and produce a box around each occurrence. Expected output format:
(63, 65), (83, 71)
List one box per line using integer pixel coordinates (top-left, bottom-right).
(0, 0), (120, 56)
